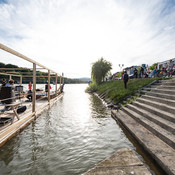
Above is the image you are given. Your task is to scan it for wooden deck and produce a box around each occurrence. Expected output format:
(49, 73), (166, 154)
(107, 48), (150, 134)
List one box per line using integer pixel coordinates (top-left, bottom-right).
(0, 93), (63, 147)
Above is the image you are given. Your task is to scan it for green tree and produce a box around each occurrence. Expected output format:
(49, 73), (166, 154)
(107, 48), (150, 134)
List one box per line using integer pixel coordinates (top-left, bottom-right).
(149, 63), (158, 70)
(5, 64), (18, 68)
(0, 62), (5, 68)
(91, 58), (112, 85)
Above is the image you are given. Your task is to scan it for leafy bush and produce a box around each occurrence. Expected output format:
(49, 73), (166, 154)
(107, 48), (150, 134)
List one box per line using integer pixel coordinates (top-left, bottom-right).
(85, 83), (98, 93)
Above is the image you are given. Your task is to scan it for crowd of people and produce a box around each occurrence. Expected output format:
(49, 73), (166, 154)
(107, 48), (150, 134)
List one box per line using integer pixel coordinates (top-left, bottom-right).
(130, 59), (175, 79)
(121, 59), (175, 89)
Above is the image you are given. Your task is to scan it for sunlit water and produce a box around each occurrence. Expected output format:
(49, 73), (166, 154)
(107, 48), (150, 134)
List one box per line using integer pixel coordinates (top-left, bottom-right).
(0, 84), (134, 175)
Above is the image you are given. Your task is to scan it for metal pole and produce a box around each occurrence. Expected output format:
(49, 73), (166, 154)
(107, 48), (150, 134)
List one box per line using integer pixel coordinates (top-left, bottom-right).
(32, 63), (36, 113)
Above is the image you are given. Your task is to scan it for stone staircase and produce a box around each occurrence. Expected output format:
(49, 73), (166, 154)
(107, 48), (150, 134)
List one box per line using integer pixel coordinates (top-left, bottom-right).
(112, 78), (175, 175)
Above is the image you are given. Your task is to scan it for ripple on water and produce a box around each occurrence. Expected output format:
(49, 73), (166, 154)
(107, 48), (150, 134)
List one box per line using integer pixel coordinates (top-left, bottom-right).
(0, 84), (134, 175)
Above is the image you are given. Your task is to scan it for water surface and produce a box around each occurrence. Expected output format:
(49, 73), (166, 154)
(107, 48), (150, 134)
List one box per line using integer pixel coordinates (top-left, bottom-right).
(0, 84), (133, 175)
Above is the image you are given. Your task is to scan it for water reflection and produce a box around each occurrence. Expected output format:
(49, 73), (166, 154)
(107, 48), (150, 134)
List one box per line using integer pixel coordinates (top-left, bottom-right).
(90, 94), (109, 118)
(0, 84), (133, 175)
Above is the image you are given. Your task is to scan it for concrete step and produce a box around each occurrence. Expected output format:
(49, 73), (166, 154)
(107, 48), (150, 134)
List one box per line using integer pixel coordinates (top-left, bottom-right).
(111, 110), (175, 175)
(127, 104), (175, 134)
(162, 83), (175, 86)
(136, 98), (175, 115)
(145, 91), (175, 100)
(151, 89), (175, 95)
(152, 83), (163, 86)
(142, 95), (175, 107)
(84, 148), (152, 175)
(151, 84), (175, 90)
(132, 101), (175, 123)
(160, 79), (175, 83)
(157, 86), (175, 90)
(122, 106), (175, 149)
(141, 87), (155, 92)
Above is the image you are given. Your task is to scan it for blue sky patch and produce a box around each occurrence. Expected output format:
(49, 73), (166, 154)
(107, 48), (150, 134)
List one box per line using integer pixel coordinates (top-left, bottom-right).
(0, 0), (8, 4)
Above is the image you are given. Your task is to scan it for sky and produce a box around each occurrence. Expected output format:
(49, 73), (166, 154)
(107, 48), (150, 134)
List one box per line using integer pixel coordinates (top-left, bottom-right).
(0, 0), (175, 78)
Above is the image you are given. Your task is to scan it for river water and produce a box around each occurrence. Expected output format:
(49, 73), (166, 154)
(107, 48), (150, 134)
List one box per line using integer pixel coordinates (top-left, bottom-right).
(0, 84), (133, 175)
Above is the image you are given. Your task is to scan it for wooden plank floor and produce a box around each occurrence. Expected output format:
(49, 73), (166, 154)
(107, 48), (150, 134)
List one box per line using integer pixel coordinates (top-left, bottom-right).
(0, 93), (63, 147)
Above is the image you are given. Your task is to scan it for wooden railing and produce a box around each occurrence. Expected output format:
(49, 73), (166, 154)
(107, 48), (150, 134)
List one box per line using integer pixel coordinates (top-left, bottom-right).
(0, 43), (63, 115)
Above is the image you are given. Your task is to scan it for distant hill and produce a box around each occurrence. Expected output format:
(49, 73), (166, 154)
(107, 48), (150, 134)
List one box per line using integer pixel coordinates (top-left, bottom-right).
(0, 62), (90, 84)
(76, 77), (91, 82)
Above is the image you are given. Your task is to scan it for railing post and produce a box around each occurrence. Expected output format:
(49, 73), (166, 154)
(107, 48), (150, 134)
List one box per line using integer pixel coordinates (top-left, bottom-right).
(60, 76), (61, 90)
(9, 75), (12, 80)
(32, 63), (36, 113)
(48, 70), (50, 102)
(55, 74), (57, 95)
(62, 73), (64, 85)
(20, 76), (22, 85)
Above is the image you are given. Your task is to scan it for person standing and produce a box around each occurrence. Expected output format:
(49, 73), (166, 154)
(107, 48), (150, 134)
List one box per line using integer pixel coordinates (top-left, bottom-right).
(140, 67), (144, 78)
(123, 71), (129, 89)
(5, 79), (15, 105)
(60, 84), (65, 93)
(168, 59), (174, 77)
(28, 82), (32, 90)
(134, 68), (138, 78)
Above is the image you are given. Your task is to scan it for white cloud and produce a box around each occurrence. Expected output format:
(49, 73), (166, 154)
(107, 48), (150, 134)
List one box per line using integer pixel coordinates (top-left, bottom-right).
(0, 0), (175, 78)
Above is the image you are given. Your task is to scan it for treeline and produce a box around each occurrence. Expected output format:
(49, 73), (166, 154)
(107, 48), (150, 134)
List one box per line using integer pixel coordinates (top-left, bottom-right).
(0, 62), (87, 84)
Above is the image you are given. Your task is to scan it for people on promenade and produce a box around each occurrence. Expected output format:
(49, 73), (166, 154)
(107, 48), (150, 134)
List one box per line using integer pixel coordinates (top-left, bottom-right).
(123, 71), (129, 89)
(168, 59), (174, 77)
(134, 68), (138, 78)
(140, 67), (144, 78)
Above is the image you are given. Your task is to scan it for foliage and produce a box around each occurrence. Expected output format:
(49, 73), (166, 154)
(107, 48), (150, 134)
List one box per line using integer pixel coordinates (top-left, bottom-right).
(5, 64), (18, 68)
(0, 62), (5, 68)
(91, 78), (160, 104)
(85, 82), (98, 93)
(91, 58), (112, 85)
(149, 63), (158, 70)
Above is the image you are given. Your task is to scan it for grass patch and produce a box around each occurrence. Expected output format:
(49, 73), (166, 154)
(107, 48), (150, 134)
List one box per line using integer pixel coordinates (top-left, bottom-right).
(92, 78), (161, 104)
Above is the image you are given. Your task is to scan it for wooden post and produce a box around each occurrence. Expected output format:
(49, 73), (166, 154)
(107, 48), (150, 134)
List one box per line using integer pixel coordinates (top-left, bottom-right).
(32, 63), (36, 113)
(48, 70), (50, 102)
(55, 74), (57, 95)
(20, 76), (22, 85)
(60, 76), (61, 90)
(9, 75), (12, 80)
(62, 73), (64, 85)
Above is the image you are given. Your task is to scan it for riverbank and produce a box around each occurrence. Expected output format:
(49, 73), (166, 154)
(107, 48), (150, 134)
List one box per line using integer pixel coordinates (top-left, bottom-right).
(86, 78), (163, 107)
(111, 78), (175, 175)
(85, 78), (174, 175)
